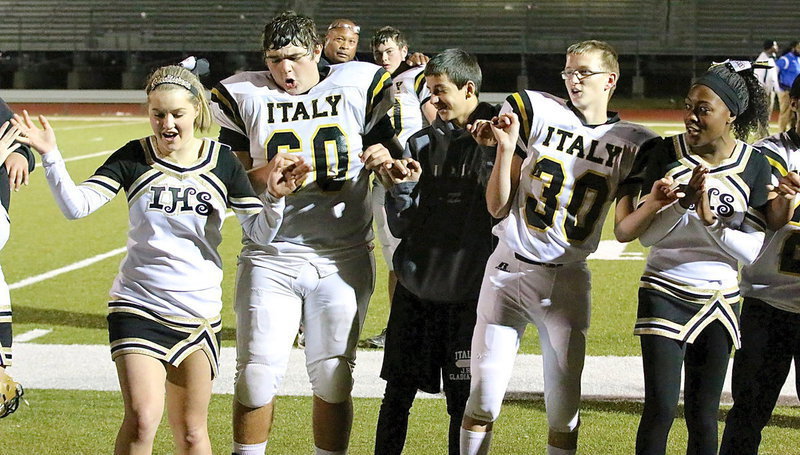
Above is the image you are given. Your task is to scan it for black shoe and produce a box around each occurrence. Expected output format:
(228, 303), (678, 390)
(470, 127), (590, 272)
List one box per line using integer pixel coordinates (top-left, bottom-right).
(358, 328), (387, 349)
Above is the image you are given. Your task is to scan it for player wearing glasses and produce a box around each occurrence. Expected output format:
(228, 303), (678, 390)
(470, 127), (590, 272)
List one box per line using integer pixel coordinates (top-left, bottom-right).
(459, 40), (658, 455)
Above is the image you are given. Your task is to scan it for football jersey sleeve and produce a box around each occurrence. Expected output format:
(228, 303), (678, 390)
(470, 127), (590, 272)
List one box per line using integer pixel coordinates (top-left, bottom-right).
(501, 93), (532, 158)
(755, 141), (789, 185)
(414, 70), (431, 104)
(210, 82), (248, 138)
(363, 68), (394, 135)
(747, 150), (772, 209)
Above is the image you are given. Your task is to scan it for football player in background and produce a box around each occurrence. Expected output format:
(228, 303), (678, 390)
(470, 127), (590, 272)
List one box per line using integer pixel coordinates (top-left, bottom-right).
(14, 64), (303, 454)
(0, 98), (35, 419)
(615, 60), (771, 455)
(460, 40), (658, 455)
(358, 25), (436, 349)
(210, 11), (398, 455)
(720, 74), (800, 455)
(754, 40), (780, 116)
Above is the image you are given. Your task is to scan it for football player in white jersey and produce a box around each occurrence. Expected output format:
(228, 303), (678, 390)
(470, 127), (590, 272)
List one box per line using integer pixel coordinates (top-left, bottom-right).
(360, 26), (437, 349)
(720, 76), (800, 455)
(14, 65), (304, 454)
(209, 11), (397, 455)
(615, 61), (771, 455)
(459, 40), (658, 455)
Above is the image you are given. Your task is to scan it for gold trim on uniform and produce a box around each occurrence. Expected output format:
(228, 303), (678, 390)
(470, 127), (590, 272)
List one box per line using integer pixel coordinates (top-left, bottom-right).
(636, 272), (742, 348)
(80, 174), (121, 199)
(108, 302), (222, 377)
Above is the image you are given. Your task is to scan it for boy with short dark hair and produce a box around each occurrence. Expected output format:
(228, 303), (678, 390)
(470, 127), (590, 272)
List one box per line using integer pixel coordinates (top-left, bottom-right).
(374, 48), (499, 455)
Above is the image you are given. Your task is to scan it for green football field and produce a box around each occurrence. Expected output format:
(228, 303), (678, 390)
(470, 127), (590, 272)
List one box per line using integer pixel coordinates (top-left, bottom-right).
(1, 117), (798, 454)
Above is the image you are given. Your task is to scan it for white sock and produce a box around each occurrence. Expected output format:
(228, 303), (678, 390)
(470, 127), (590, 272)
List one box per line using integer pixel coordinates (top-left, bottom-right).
(232, 441), (267, 455)
(314, 447), (347, 455)
(546, 445), (576, 455)
(460, 428), (492, 455)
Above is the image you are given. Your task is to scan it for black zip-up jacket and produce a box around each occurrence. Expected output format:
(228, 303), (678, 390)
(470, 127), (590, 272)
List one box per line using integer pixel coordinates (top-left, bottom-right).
(386, 101), (500, 302)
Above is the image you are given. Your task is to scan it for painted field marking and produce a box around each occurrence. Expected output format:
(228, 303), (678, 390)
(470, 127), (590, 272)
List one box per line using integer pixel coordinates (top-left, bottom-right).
(57, 120), (142, 131)
(8, 247), (127, 290)
(13, 329), (52, 343)
(45, 116), (146, 122)
(63, 150), (113, 162)
(8, 212), (235, 290)
(588, 240), (644, 260)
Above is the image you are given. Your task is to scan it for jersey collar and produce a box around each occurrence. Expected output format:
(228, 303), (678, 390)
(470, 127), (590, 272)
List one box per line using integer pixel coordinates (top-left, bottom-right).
(565, 101), (620, 127)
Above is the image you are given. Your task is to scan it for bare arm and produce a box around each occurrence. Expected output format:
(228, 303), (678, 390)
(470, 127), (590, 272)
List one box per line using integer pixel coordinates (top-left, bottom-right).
(484, 114), (522, 218)
(765, 171), (800, 230)
(614, 176), (684, 242)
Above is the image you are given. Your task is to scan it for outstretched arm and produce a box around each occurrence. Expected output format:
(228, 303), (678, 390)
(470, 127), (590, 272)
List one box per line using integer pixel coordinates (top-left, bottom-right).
(13, 111), (114, 219)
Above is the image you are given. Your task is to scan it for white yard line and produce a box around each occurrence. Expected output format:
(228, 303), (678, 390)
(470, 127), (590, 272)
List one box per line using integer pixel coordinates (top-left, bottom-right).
(8, 247), (128, 290)
(8, 344), (799, 404)
(588, 240), (644, 260)
(45, 116), (146, 122)
(62, 150), (113, 162)
(13, 329), (52, 343)
(57, 120), (143, 130)
(9, 212), (235, 290)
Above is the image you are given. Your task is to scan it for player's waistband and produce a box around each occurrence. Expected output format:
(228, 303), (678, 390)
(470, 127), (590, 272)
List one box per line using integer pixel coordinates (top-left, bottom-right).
(514, 253), (564, 268)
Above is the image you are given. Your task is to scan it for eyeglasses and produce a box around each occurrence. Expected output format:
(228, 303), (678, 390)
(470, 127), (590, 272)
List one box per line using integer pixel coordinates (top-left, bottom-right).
(560, 69), (609, 81)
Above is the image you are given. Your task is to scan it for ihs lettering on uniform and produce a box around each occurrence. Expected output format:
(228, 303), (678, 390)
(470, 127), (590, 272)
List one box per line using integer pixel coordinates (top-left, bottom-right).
(42, 137), (279, 320)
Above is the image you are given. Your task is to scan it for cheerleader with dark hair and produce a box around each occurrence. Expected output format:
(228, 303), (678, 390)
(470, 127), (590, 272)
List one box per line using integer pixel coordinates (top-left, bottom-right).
(615, 60), (772, 455)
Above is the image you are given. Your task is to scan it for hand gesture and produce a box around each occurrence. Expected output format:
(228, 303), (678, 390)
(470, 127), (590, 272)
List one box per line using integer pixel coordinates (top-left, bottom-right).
(376, 157), (421, 187)
(466, 119), (497, 147)
(768, 171), (800, 200)
(644, 175), (683, 209)
(487, 113), (520, 154)
(360, 143), (394, 173)
(695, 186), (717, 226)
(10, 111), (58, 155)
(405, 52), (429, 67)
(678, 164), (708, 209)
(253, 153), (311, 199)
(0, 121), (22, 165)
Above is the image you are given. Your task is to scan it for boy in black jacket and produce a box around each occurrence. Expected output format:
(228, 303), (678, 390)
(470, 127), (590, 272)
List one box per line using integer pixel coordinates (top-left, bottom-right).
(373, 49), (499, 455)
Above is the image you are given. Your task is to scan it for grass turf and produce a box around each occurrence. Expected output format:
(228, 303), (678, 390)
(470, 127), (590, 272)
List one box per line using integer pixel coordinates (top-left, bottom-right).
(2, 118), (798, 452)
(2, 390), (799, 454)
